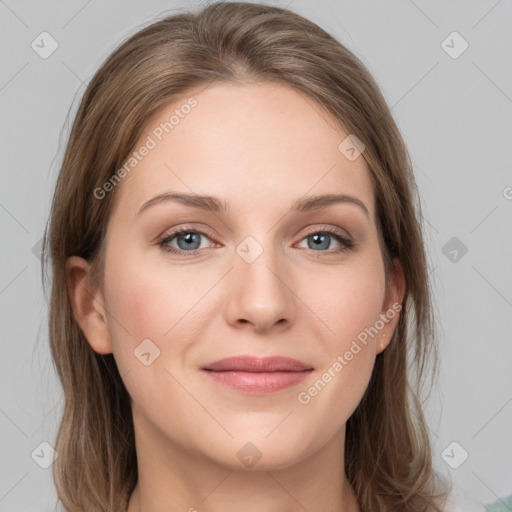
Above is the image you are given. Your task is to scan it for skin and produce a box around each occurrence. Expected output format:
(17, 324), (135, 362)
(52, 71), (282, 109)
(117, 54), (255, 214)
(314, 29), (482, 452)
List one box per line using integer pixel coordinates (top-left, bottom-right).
(67, 82), (405, 512)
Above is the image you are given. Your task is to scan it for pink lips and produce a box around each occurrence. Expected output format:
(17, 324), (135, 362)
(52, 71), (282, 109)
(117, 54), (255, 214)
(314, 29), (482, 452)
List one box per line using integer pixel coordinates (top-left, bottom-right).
(202, 356), (313, 393)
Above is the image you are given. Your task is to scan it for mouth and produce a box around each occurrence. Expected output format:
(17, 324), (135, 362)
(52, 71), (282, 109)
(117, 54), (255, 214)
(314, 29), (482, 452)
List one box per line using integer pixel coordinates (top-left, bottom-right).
(201, 356), (314, 394)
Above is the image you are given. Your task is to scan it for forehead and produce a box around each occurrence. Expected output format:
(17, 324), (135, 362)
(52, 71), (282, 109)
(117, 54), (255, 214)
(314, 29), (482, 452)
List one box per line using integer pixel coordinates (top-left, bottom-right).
(109, 82), (375, 222)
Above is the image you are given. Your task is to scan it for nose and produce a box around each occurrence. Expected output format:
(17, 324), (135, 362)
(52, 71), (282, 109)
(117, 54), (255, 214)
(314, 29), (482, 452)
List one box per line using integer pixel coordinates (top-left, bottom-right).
(223, 242), (297, 334)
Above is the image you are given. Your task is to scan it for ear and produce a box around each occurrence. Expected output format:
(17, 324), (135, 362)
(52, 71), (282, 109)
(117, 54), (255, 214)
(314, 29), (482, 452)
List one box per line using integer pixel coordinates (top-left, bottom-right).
(65, 256), (113, 354)
(376, 258), (406, 355)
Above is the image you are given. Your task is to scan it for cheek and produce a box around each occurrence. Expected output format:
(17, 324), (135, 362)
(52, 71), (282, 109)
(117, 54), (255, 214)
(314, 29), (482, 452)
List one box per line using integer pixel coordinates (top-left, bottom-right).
(297, 290), (379, 435)
(304, 256), (386, 346)
(101, 256), (207, 411)
(295, 252), (385, 411)
(102, 252), (219, 366)
(104, 268), (170, 343)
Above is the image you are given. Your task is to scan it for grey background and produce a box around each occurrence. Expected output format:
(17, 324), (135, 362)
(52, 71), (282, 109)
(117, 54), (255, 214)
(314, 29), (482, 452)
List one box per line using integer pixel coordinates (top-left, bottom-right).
(1, 0), (511, 510)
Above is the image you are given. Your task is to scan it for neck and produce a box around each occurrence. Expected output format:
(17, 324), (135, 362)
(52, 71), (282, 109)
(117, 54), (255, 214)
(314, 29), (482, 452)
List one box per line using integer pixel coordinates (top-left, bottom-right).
(126, 408), (360, 512)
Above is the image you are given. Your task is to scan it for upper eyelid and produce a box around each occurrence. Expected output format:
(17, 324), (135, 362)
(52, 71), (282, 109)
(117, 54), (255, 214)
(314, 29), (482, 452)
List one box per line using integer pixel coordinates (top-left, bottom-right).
(161, 226), (215, 242)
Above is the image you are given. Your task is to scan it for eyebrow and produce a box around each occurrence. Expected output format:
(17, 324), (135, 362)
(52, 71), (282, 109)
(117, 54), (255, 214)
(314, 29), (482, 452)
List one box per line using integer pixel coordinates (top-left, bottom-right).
(137, 192), (369, 218)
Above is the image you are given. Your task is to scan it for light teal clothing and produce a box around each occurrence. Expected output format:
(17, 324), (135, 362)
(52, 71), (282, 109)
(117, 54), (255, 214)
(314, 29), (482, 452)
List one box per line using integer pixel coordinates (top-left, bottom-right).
(485, 493), (512, 512)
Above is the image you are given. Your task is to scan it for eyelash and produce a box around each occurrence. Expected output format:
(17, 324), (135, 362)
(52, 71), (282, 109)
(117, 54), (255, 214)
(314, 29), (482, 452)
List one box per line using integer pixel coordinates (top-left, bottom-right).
(156, 226), (356, 256)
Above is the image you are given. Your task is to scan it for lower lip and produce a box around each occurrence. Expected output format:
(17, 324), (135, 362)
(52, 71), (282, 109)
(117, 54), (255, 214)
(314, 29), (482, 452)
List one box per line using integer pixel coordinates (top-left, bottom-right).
(202, 370), (313, 393)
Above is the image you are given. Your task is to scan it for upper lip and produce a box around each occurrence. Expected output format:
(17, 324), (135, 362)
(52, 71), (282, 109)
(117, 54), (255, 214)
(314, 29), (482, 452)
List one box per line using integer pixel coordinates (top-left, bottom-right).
(202, 356), (313, 372)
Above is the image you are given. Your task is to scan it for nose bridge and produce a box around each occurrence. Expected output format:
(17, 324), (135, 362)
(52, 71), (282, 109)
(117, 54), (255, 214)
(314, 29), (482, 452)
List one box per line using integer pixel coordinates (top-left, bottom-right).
(224, 232), (296, 331)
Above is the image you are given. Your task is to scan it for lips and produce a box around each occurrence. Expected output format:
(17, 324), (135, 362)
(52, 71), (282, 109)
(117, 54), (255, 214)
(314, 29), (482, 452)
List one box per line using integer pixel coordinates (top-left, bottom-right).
(202, 356), (313, 393)
(203, 356), (313, 372)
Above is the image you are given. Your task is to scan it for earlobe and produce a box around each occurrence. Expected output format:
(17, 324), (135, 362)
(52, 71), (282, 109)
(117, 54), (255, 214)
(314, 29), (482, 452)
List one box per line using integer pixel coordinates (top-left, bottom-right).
(377, 258), (406, 354)
(65, 256), (113, 354)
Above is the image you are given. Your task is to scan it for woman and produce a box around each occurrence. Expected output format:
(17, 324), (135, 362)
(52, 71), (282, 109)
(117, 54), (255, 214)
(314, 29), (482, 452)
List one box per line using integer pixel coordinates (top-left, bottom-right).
(43, 2), (450, 510)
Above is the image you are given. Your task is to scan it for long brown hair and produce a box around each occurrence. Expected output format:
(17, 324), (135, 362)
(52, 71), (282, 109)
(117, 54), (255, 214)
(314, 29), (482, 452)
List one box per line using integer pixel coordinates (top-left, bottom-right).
(43, 2), (449, 510)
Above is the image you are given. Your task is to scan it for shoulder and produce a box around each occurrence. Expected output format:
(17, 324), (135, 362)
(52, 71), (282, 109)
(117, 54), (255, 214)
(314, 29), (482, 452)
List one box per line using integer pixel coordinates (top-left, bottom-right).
(443, 502), (485, 512)
(441, 488), (486, 512)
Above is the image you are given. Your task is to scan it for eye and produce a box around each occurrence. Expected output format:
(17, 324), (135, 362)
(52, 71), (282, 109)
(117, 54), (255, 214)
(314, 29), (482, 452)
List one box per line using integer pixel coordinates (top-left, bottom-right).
(296, 228), (354, 253)
(157, 228), (215, 255)
(157, 226), (355, 257)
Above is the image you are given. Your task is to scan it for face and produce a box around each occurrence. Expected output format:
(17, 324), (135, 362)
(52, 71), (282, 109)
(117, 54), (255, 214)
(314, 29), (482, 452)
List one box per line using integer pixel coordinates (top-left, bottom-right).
(72, 82), (403, 472)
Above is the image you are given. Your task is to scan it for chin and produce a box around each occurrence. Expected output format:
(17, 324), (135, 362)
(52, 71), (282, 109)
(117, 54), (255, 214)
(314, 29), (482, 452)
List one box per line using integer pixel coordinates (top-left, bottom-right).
(200, 428), (317, 472)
